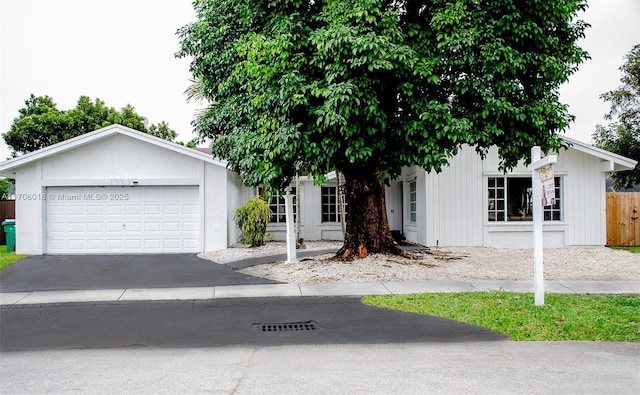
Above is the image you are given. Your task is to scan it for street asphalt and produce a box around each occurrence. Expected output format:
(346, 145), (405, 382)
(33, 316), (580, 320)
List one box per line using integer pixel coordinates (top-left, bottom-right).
(1, 252), (639, 394)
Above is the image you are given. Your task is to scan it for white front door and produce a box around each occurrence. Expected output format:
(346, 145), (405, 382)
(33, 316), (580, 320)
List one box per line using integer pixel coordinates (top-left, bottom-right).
(46, 186), (200, 253)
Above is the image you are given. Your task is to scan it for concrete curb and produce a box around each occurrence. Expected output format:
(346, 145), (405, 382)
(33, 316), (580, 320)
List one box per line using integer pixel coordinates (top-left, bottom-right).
(2, 280), (638, 306)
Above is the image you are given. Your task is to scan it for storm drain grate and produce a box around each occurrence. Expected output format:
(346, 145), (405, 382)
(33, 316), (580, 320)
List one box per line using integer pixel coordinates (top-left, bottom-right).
(252, 320), (318, 332)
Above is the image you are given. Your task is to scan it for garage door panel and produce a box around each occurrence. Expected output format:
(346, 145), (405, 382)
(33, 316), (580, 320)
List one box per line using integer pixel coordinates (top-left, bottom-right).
(126, 205), (142, 215)
(68, 206), (84, 216)
(183, 204), (198, 214)
(46, 186), (200, 253)
(144, 239), (161, 249)
(144, 205), (161, 215)
(163, 239), (180, 249)
(125, 239), (142, 249)
(86, 205), (104, 215)
(106, 205), (124, 215)
(86, 222), (104, 232)
(183, 239), (199, 248)
(125, 223), (142, 232)
(86, 239), (104, 249)
(163, 222), (180, 232)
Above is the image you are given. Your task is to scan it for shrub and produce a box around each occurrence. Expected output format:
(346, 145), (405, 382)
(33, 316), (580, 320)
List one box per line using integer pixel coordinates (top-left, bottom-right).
(233, 197), (272, 247)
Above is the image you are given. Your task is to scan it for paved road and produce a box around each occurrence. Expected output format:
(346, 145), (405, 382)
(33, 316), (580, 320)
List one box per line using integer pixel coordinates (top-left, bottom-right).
(2, 253), (638, 394)
(0, 297), (506, 352)
(2, 342), (638, 394)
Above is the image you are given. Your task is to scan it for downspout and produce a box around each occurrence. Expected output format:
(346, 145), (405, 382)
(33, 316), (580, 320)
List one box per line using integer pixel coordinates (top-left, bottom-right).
(337, 172), (346, 236)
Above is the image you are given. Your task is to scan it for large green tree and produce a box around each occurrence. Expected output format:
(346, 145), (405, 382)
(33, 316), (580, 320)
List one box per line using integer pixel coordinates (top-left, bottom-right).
(177, 0), (588, 259)
(593, 44), (640, 190)
(3, 94), (179, 156)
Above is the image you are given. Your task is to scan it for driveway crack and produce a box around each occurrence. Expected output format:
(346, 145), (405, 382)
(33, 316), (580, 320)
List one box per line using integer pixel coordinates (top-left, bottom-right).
(230, 347), (258, 394)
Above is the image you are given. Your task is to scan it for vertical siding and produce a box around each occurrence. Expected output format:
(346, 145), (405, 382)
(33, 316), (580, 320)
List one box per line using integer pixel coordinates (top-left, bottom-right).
(562, 149), (606, 245)
(423, 145), (484, 246)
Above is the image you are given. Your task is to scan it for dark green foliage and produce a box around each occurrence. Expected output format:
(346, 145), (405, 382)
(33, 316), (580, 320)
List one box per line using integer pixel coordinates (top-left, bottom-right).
(233, 197), (272, 247)
(0, 178), (12, 200)
(593, 44), (640, 189)
(3, 94), (178, 156)
(177, 0), (589, 189)
(177, 0), (588, 256)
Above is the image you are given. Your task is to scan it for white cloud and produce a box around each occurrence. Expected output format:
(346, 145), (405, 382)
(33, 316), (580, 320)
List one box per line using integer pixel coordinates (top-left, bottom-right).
(1, 0), (638, 161)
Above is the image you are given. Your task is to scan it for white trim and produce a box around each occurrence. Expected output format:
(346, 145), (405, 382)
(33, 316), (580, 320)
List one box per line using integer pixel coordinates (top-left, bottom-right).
(199, 162), (206, 252)
(0, 124), (227, 176)
(36, 161), (45, 255)
(561, 135), (636, 171)
(41, 178), (201, 187)
(600, 160), (615, 173)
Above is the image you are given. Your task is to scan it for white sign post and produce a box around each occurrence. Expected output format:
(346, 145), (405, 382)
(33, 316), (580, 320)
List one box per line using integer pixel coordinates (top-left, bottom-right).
(529, 146), (557, 306)
(284, 187), (297, 264)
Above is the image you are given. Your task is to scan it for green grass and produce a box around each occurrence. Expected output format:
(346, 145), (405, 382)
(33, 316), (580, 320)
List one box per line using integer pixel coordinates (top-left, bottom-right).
(0, 247), (29, 271)
(610, 246), (640, 253)
(362, 292), (640, 342)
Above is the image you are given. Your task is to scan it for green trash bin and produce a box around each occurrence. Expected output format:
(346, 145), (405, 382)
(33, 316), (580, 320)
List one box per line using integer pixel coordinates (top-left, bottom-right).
(2, 219), (15, 253)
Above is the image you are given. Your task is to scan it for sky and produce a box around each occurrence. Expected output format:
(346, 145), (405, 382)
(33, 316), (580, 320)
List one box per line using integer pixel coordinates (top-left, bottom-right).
(1, 0), (639, 161)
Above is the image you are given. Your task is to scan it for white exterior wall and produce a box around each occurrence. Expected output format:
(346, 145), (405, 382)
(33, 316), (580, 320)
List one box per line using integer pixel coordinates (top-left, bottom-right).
(558, 148), (608, 246)
(423, 145), (485, 247)
(11, 133), (230, 254)
(413, 144), (611, 248)
(481, 147), (566, 248)
(14, 163), (44, 255)
(226, 172), (254, 246)
(266, 178), (344, 242)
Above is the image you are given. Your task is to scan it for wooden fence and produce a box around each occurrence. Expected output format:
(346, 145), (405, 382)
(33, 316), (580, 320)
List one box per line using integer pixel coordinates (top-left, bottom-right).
(606, 192), (640, 246)
(0, 200), (15, 246)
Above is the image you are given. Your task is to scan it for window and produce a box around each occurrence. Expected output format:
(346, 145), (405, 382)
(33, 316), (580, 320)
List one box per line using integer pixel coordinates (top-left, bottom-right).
(269, 188), (295, 223)
(488, 177), (561, 222)
(321, 186), (347, 223)
(409, 181), (417, 223)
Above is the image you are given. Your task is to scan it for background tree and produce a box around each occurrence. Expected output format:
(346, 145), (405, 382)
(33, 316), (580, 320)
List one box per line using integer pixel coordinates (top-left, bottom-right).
(593, 44), (640, 190)
(0, 178), (13, 200)
(177, 0), (589, 259)
(3, 94), (180, 156)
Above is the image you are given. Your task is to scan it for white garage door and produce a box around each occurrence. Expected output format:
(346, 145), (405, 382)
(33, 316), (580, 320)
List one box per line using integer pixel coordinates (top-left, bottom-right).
(46, 186), (200, 254)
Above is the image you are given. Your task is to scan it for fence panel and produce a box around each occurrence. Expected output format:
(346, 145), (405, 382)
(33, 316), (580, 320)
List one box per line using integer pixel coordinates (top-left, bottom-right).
(606, 192), (640, 246)
(0, 200), (16, 246)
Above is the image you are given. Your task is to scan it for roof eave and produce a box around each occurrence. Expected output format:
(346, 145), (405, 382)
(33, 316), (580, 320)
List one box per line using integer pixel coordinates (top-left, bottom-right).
(0, 124), (228, 175)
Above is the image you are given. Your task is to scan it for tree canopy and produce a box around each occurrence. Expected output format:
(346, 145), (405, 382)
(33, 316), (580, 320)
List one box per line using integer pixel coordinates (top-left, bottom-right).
(177, 0), (589, 258)
(3, 94), (182, 156)
(593, 44), (640, 190)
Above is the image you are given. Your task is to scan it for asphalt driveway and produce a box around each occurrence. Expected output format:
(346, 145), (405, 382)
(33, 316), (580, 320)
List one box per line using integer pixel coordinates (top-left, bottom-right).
(0, 254), (278, 293)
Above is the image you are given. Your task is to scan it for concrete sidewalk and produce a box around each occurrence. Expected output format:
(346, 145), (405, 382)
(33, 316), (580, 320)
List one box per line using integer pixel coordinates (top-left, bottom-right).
(2, 279), (638, 306)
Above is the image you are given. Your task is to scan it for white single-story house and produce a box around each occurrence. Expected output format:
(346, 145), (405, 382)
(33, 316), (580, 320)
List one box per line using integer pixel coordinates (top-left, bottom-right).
(0, 124), (251, 255)
(1, 124), (635, 254)
(266, 136), (636, 249)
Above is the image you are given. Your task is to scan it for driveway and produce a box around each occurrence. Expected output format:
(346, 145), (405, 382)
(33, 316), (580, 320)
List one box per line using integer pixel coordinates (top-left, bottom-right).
(0, 254), (277, 293)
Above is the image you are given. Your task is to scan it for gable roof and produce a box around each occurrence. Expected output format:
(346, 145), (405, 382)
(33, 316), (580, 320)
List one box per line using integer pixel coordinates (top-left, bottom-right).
(0, 124), (227, 176)
(561, 135), (637, 172)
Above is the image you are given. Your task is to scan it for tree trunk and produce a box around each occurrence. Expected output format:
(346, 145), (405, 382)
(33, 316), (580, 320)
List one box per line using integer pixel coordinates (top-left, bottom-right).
(336, 167), (407, 260)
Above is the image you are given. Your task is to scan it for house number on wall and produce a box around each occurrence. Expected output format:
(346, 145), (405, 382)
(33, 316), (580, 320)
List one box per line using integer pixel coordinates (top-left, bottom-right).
(110, 178), (135, 186)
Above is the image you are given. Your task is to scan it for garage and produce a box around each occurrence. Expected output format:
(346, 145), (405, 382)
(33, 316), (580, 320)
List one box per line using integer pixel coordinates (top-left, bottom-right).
(0, 124), (251, 255)
(46, 186), (200, 254)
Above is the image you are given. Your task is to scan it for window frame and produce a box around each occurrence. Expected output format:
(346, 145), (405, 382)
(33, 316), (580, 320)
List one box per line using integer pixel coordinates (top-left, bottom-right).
(409, 180), (417, 224)
(487, 176), (562, 223)
(321, 185), (347, 223)
(268, 188), (296, 224)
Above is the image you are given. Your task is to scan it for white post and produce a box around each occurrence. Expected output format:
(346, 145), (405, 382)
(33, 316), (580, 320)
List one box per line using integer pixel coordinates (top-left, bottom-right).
(529, 146), (557, 306)
(531, 147), (544, 306)
(284, 187), (296, 264)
